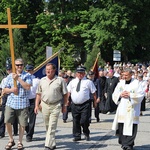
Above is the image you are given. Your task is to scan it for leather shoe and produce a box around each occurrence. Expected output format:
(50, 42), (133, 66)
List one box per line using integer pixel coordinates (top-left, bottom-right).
(26, 137), (32, 142)
(84, 135), (90, 141)
(52, 146), (56, 149)
(126, 146), (133, 150)
(121, 145), (133, 150)
(44, 147), (51, 150)
(121, 146), (126, 150)
(63, 120), (67, 123)
(44, 146), (56, 150)
(0, 135), (5, 139)
(73, 137), (81, 141)
(97, 118), (100, 122)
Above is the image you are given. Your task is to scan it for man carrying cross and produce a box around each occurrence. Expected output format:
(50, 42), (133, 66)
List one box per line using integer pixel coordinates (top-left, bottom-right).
(3, 58), (32, 150)
(0, 9), (29, 150)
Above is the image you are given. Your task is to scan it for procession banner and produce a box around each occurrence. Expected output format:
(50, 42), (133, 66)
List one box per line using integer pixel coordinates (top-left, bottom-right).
(33, 48), (64, 78)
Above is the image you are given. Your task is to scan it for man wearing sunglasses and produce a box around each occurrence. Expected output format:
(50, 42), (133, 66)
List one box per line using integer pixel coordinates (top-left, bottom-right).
(3, 58), (32, 150)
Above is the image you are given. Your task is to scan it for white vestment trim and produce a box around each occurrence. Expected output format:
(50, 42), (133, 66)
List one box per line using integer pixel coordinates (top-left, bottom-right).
(123, 100), (133, 136)
(112, 99), (133, 136)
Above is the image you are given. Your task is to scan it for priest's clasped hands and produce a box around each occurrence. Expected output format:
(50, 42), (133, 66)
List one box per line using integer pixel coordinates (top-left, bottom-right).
(120, 91), (130, 98)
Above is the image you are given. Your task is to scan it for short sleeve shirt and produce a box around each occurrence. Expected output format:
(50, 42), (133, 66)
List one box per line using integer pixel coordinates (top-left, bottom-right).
(5, 71), (32, 109)
(36, 76), (68, 104)
(28, 75), (40, 99)
(0, 77), (7, 89)
(67, 77), (96, 104)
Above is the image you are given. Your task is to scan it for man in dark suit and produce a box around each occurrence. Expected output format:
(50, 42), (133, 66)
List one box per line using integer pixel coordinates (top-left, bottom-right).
(104, 69), (119, 113)
(96, 68), (107, 114)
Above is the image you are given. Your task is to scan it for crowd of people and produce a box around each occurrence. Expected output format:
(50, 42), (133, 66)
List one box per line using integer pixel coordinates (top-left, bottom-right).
(58, 62), (150, 150)
(0, 60), (149, 150)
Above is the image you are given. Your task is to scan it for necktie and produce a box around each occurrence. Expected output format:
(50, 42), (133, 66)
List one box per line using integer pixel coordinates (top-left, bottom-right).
(76, 79), (81, 92)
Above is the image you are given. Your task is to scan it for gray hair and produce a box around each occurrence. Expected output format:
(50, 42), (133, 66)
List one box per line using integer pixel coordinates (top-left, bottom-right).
(15, 58), (24, 64)
(46, 63), (56, 70)
(123, 68), (133, 74)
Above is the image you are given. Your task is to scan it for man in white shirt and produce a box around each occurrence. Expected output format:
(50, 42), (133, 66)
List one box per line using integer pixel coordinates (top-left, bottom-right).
(67, 66), (98, 141)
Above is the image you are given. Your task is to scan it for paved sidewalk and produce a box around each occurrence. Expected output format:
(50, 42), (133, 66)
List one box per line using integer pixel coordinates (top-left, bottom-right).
(0, 102), (150, 150)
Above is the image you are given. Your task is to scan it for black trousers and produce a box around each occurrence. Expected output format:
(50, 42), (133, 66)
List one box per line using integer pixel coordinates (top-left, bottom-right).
(140, 97), (146, 111)
(89, 100), (100, 122)
(118, 123), (138, 147)
(62, 106), (71, 121)
(89, 99), (93, 121)
(71, 101), (90, 138)
(94, 102), (100, 120)
(0, 95), (7, 136)
(25, 99), (36, 139)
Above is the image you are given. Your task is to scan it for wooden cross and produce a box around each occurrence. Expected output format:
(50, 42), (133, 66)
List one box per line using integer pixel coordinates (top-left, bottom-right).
(0, 8), (27, 88)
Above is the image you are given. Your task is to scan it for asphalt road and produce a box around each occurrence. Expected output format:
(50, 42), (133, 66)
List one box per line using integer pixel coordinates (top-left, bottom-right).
(0, 101), (150, 150)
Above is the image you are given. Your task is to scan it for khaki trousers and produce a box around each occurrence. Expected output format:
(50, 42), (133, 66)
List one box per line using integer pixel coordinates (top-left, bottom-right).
(41, 101), (61, 148)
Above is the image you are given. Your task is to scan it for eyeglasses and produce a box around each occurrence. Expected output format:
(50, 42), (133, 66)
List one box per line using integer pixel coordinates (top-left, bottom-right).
(15, 64), (24, 67)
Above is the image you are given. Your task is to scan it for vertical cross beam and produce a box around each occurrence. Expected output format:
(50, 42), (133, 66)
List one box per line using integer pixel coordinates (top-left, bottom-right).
(0, 8), (27, 87)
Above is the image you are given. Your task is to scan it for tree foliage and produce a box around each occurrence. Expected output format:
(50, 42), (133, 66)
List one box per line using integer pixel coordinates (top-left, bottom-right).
(0, 0), (150, 76)
(84, 44), (105, 71)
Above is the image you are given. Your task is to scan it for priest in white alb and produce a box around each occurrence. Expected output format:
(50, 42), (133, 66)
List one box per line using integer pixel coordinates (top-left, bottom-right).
(112, 68), (145, 150)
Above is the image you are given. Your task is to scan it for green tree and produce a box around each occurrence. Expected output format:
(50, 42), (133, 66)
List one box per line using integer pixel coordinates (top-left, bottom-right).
(1, 0), (150, 74)
(84, 44), (105, 71)
(81, 1), (150, 63)
(0, 0), (45, 67)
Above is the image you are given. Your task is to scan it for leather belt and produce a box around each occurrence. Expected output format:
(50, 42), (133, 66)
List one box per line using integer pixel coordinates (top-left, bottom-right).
(42, 100), (61, 105)
(73, 100), (89, 106)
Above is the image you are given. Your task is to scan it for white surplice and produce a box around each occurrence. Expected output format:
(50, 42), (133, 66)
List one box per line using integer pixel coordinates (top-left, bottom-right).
(112, 78), (145, 136)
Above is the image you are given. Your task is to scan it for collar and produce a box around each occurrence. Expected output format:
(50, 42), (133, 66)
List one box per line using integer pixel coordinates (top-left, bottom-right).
(125, 79), (132, 84)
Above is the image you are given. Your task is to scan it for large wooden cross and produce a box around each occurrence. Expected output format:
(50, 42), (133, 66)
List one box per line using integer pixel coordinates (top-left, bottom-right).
(0, 8), (27, 87)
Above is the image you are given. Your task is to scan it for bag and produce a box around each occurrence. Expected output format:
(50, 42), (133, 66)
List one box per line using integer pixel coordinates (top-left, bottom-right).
(145, 85), (149, 93)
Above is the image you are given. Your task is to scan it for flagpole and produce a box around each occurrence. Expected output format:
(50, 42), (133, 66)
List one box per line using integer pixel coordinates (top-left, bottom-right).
(33, 48), (64, 73)
(92, 52), (100, 71)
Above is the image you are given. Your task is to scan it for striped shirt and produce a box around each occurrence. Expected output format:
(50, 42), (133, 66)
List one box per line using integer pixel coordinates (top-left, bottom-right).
(5, 71), (32, 109)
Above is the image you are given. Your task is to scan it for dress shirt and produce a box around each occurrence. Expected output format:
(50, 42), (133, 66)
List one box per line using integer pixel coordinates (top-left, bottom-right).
(28, 75), (40, 99)
(67, 77), (96, 104)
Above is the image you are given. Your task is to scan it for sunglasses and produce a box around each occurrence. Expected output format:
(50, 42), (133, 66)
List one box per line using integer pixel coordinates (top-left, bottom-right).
(15, 64), (24, 66)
